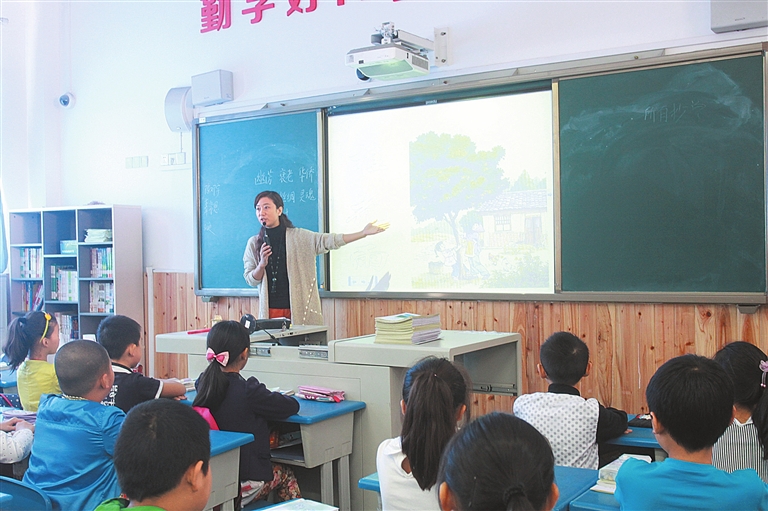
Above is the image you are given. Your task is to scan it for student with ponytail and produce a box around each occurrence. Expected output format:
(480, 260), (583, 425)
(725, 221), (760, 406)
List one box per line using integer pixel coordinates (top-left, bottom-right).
(437, 412), (560, 511)
(376, 357), (470, 511)
(712, 341), (768, 482)
(192, 320), (301, 506)
(3, 311), (60, 411)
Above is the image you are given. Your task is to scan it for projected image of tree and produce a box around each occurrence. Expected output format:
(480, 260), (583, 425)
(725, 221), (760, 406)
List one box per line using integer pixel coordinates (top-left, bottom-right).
(410, 132), (549, 290)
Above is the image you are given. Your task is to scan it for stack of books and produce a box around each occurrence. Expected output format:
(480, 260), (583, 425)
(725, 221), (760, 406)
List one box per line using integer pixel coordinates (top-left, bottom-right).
(374, 313), (441, 345)
(84, 229), (113, 243)
(590, 454), (651, 494)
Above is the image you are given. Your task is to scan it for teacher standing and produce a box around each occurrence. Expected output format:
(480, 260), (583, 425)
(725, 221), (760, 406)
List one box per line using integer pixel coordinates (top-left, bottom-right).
(243, 190), (387, 325)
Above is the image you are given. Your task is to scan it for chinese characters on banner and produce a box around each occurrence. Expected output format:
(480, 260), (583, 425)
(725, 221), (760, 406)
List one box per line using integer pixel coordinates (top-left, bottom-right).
(202, 0), (400, 32)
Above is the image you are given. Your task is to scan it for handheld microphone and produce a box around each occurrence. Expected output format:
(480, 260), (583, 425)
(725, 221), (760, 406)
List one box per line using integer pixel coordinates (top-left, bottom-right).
(262, 221), (271, 247)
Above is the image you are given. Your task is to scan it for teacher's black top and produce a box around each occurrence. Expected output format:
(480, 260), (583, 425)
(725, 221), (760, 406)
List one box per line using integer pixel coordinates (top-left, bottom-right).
(265, 224), (290, 309)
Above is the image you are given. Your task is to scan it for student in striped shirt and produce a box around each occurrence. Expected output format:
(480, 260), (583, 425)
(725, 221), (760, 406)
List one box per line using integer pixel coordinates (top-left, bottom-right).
(712, 341), (768, 482)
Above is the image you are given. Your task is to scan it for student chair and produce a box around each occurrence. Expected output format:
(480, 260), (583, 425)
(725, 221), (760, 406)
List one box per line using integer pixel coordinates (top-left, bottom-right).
(0, 476), (53, 510)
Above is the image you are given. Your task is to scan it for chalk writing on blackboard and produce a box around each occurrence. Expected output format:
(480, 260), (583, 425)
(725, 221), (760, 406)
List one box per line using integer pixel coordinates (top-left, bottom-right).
(196, 110), (321, 293)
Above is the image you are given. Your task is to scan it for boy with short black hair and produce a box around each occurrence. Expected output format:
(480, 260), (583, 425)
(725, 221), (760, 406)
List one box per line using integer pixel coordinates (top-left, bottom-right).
(98, 315), (186, 412)
(95, 399), (212, 511)
(23, 340), (125, 510)
(615, 354), (768, 510)
(513, 331), (627, 468)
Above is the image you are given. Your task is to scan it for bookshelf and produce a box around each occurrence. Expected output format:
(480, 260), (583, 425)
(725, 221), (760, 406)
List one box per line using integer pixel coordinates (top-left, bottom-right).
(8, 205), (143, 342)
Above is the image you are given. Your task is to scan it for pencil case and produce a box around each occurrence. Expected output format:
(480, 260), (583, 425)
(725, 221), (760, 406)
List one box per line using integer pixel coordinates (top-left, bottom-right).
(296, 385), (345, 402)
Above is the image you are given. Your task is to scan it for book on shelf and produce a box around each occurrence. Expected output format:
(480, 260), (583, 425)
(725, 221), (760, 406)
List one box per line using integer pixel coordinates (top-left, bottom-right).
(90, 247), (114, 278)
(84, 229), (113, 243)
(18, 247), (43, 279)
(19, 282), (44, 312)
(374, 313), (441, 345)
(49, 264), (78, 302)
(54, 313), (79, 345)
(89, 281), (115, 313)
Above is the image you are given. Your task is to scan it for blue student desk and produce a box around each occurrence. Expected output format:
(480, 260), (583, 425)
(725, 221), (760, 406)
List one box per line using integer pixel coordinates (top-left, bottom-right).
(358, 466), (597, 511)
(606, 415), (666, 460)
(569, 489), (620, 511)
(188, 392), (364, 511)
(208, 430), (255, 511)
(271, 399), (365, 511)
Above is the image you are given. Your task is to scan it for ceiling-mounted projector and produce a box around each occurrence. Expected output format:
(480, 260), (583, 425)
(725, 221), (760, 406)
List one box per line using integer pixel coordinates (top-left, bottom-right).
(346, 43), (430, 81)
(345, 22), (449, 81)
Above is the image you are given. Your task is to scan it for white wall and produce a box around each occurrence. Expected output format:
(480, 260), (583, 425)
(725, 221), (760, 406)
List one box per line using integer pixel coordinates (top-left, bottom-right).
(2, 0), (766, 271)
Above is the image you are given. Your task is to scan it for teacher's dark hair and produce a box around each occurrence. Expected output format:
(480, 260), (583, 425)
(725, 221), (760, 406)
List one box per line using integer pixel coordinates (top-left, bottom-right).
(192, 320), (251, 412)
(254, 191), (295, 252)
(401, 356), (470, 491)
(437, 412), (556, 511)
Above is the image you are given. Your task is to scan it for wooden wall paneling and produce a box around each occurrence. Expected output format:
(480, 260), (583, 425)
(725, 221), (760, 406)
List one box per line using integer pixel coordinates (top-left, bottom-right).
(737, 308), (759, 346)
(675, 304), (696, 356)
(524, 302), (543, 394)
(337, 299), (355, 339)
(654, 304), (675, 371)
(759, 306), (768, 351)
(460, 301), (475, 330)
(146, 272), (768, 416)
(695, 305), (717, 357)
(510, 302), (529, 393)
(634, 304), (656, 414)
(320, 298), (335, 339)
(470, 392), (515, 418)
(594, 303), (615, 407)
(578, 302), (597, 402)
(612, 304), (635, 412)
(714, 305), (736, 352)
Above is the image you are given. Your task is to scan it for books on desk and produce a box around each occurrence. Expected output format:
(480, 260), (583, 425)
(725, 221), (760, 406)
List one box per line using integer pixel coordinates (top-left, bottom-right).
(374, 313), (441, 345)
(591, 454), (651, 494)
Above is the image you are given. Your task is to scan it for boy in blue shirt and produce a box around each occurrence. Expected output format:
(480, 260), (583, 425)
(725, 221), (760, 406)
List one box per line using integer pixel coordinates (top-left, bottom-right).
(95, 399), (212, 511)
(615, 354), (768, 510)
(98, 315), (186, 412)
(23, 340), (125, 510)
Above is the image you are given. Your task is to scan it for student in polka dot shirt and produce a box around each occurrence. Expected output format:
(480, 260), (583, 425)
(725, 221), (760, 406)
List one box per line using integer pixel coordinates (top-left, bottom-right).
(514, 331), (628, 469)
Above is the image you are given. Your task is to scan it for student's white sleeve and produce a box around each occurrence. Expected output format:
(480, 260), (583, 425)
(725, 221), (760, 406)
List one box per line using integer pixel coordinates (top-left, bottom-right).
(0, 429), (34, 464)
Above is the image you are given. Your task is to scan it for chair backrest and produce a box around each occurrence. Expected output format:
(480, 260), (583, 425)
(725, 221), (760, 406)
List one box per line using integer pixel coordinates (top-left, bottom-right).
(192, 406), (220, 430)
(0, 476), (53, 510)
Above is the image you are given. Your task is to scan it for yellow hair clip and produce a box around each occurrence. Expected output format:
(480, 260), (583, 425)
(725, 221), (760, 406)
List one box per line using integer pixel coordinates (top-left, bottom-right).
(41, 312), (52, 341)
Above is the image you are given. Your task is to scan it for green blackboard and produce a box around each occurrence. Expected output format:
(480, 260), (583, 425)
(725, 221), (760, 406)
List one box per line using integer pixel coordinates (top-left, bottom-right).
(559, 55), (766, 293)
(195, 111), (322, 294)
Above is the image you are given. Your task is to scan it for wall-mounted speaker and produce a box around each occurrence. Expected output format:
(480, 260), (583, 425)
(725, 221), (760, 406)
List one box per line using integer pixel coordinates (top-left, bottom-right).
(711, 0), (768, 33)
(164, 86), (194, 132)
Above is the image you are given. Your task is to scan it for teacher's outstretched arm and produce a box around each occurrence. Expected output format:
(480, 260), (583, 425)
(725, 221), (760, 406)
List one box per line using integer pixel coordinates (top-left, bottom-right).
(342, 221), (390, 244)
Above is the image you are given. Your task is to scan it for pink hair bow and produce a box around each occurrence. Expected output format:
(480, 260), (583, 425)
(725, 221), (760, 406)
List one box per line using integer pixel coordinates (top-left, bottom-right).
(206, 348), (229, 367)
